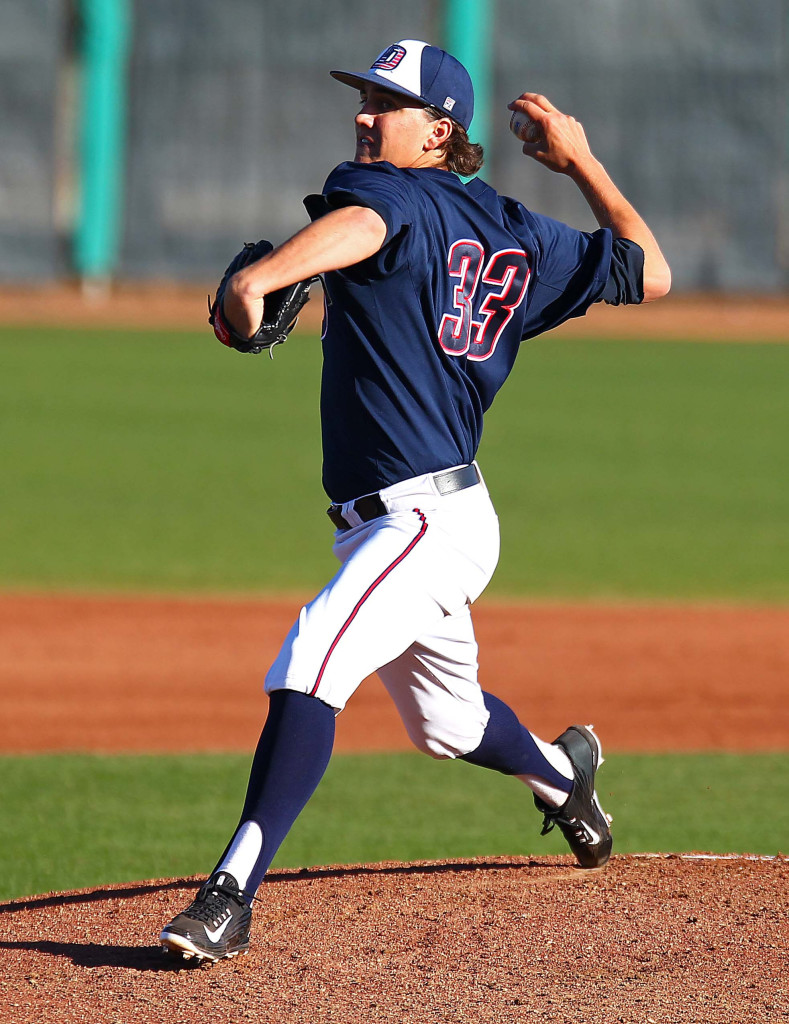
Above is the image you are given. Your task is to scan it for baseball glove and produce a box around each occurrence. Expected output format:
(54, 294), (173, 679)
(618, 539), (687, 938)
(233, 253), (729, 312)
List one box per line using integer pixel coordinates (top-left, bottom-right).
(208, 239), (317, 356)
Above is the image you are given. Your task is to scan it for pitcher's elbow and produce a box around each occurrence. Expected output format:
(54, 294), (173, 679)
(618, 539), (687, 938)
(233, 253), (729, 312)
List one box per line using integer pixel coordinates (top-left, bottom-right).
(642, 262), (672, 303)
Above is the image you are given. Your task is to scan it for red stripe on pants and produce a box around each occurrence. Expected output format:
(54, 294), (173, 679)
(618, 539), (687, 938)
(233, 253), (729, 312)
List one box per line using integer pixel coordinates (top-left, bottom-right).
(310, 509), (428, 698)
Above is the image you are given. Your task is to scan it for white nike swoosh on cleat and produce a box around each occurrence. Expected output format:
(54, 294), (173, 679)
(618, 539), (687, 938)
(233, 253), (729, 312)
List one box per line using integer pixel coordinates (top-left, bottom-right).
(204, 916), (232, 943)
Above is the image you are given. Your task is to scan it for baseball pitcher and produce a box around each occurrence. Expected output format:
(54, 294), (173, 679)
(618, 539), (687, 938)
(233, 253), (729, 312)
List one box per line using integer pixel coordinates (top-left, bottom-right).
(160, 39), (671, 962)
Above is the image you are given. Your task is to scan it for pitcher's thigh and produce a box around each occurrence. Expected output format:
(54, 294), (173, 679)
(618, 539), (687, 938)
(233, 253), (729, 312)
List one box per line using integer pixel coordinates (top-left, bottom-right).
(377, 605), (489, 759)
(265, 511), (448, 711)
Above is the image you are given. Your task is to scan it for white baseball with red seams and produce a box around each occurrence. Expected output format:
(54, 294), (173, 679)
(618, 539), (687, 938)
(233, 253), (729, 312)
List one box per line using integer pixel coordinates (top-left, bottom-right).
(510, 110), (541, 143)
(264, 463), (500, 758)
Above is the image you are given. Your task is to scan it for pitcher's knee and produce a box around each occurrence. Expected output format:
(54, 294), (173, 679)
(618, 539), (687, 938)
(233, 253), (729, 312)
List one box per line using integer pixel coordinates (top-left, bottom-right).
(407, 716), (487, 760)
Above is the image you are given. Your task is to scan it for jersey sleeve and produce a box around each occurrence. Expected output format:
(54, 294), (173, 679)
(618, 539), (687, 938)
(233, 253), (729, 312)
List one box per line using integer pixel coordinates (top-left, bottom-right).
(598, 237), (644, 305)
(502, 201), (613, 339)
(320, 161), (420, 252)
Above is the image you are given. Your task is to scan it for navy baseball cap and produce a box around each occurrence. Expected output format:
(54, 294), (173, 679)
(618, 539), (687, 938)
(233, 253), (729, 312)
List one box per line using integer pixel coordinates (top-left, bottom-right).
(331, 39), (474, 131)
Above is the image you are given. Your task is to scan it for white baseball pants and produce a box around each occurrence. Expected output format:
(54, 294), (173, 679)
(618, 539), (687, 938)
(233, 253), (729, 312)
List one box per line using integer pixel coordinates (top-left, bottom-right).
(265, 464), (500, 758)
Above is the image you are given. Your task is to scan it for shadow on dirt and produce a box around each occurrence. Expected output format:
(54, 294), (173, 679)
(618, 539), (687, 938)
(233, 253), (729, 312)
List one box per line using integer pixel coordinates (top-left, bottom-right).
(0, 878), (193, 916)
(0, 939), (199, 972)
(264, 858), (560, 884)
(0, 853), (582, 964)
(0, 860), (562, 974)
(0, 857), (569, 916)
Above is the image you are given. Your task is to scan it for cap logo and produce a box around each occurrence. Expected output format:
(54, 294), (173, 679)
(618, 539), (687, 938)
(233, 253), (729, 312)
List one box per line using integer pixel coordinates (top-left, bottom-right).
(443, 96), (456, 111)
(372, 44), (407, 71)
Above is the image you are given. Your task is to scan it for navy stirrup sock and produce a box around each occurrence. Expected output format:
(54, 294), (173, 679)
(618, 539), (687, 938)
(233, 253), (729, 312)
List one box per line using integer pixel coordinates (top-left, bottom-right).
(216, 689), (336, 898)
(460, 692), (573, 794)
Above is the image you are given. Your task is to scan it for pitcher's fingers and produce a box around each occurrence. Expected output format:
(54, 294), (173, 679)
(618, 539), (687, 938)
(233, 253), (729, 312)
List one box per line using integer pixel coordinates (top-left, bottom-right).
(508, 92), (557, 113)
(508, 99), (550, 129)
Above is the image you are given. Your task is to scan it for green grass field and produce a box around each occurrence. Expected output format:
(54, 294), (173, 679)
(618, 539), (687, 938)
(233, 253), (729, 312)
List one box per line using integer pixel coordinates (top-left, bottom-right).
(2, 751), (786, 902)
(1, 327), (787, 901)
(1, 328), (788, 598)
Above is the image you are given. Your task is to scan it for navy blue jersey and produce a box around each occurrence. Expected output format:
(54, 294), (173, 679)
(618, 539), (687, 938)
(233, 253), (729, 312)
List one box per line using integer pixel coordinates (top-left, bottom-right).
(307, 160), (613, 502)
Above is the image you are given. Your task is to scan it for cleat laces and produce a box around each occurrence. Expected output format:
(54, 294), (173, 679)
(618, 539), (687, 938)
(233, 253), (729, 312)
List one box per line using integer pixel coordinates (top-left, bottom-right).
(186, 881), (245, 924)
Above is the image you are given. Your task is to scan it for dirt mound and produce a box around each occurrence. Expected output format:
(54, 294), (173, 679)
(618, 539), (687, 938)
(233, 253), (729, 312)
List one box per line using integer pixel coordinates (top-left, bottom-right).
(1, 855), (785, 1023)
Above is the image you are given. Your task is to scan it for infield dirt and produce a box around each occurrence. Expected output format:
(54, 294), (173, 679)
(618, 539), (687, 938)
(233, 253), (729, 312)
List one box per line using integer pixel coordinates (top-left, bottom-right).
(3, 592), (787, 754)
(3, 287), (788, 341)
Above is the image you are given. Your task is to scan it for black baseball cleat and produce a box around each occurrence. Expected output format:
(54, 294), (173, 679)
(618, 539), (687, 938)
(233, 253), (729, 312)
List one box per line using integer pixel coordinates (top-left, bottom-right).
(160, 871), (252, 963)
(535, 724), (613, 869)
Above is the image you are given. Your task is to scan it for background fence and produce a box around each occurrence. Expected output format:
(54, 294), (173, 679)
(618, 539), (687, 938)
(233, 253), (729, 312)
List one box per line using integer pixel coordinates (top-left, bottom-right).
(1, 0), (65, 280)
(1, 0), (787, 290)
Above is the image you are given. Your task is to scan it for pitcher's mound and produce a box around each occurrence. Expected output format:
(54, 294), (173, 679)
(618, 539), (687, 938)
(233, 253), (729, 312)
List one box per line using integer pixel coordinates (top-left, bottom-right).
(2, 855), (786, 1023)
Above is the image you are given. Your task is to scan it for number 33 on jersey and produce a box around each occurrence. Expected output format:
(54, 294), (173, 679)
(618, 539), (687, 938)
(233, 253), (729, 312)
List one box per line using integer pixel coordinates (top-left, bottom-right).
(438, 242), (531, 361)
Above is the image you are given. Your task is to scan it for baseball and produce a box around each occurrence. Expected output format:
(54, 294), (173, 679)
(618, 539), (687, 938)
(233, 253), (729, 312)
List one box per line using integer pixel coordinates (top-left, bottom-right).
(509, 110), (541, 144)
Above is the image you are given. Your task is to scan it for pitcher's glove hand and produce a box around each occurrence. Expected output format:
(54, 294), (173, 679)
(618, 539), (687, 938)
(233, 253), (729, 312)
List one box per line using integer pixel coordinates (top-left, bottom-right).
(208, 239), (317, 356)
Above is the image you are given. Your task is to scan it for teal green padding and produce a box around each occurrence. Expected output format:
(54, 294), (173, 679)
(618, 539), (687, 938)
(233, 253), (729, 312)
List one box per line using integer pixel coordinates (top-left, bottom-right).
(443, 0), (493, 155)
(74, 0), (132, 278)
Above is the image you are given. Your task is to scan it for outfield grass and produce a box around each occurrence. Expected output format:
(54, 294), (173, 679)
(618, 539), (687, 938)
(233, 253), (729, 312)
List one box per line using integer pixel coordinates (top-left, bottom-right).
(1, 328), (788, 598)
(2, 751), (786, 902)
